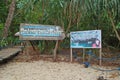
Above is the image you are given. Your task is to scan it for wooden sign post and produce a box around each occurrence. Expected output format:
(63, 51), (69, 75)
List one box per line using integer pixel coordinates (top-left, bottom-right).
(70, 48), (73, 62)
(70, 30), (102, 65)
(99, 48), (102, 66)
(53, 40), (59, 61)
(83, 48), (85, 62)
(19, 23), (65, 61)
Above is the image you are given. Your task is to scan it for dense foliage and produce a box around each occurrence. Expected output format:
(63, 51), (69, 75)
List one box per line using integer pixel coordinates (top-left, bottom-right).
(0, 0), (120, 50)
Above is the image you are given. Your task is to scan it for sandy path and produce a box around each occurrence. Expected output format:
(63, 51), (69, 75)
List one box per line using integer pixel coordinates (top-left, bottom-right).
(0, 60), (119, 80)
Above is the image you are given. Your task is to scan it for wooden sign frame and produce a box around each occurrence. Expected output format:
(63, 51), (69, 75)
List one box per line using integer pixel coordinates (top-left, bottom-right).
(70, 30), (102, 66)
(19, 23), (65, 40)
(19, 23), (65, 61)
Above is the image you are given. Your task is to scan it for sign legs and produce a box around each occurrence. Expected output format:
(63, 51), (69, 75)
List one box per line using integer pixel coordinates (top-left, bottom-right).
(70, 48), (73, 62)
(83, 48), (85, 63)
(53, 40), (59, 61)
(99, 48), (102, 66)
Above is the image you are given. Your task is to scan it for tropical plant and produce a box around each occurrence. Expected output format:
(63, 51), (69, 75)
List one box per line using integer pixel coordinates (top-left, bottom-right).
(1, 0), (120, 50)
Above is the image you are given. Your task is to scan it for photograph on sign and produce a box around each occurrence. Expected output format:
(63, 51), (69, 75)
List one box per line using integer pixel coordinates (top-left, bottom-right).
(19, 23), (65, 40)
(70, 30), (101, 48)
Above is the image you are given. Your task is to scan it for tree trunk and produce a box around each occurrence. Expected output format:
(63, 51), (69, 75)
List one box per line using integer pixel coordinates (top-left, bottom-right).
(3, 0), (16, 38)
(65, 0), (72, 34)
(108, 11), (120, 41)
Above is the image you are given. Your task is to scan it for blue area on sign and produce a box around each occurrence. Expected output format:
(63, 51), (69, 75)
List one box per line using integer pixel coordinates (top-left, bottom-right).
(70, 30), (101, 48)
(20, 24), (61, 37)
(20, 32), (61, 37)
(23, 25), (56, 29)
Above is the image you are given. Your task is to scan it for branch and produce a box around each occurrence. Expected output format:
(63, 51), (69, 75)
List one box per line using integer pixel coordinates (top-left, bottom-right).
(108, 11), (120, 41)
(65, 0), (72, 34)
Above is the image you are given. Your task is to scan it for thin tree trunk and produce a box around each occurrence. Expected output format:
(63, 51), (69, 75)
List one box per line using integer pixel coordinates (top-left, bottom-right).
(108, 11), (120, 41)
(65, 0), (72, 34)
(3, 0), (16, 38)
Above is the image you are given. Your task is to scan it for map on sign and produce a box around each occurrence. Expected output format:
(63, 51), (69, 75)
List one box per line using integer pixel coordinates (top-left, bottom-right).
(70, 30), (101, 48)
(19, 23), (65, 40)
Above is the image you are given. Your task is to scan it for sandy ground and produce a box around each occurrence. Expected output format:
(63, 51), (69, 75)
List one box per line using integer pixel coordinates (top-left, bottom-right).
(0, 60), (120, 80)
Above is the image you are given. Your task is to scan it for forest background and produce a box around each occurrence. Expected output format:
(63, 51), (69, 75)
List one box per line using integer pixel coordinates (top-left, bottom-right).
(0, 0), (120, 53)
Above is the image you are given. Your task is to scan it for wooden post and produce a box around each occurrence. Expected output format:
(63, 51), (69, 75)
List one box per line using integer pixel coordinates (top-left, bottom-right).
(70, 48), (73, 62)
(88, 50), (91, 63)
(53, 40), (59, 61)
(25, 41), (29, 56)
(99, 48), (102, 66)
(29, 40), (36, 51)
(83, 48), (85, 62)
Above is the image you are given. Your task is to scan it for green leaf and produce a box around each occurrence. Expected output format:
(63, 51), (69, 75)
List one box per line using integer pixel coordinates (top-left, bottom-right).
(116, 22), (120, 29)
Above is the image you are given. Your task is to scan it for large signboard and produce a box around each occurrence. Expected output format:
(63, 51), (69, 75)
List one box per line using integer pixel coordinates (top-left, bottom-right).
(19, 23), (65, 40)
(70, 30), (101, 48)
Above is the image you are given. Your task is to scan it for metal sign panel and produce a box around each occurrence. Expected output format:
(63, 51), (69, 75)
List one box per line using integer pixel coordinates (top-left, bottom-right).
(70, 30), (101, 48)
(19, 23), (65, 40)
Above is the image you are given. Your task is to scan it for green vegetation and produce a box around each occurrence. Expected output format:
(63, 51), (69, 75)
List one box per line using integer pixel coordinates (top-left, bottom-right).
(0, 0), (120, 51)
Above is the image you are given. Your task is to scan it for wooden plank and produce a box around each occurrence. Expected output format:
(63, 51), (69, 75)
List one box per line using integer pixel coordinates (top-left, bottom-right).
(0, 48), (21, 61)
(20, 33), (65, 40)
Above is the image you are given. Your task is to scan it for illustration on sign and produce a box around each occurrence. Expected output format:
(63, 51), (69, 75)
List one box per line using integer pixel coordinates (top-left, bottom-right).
(70, 30), (101, 48)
